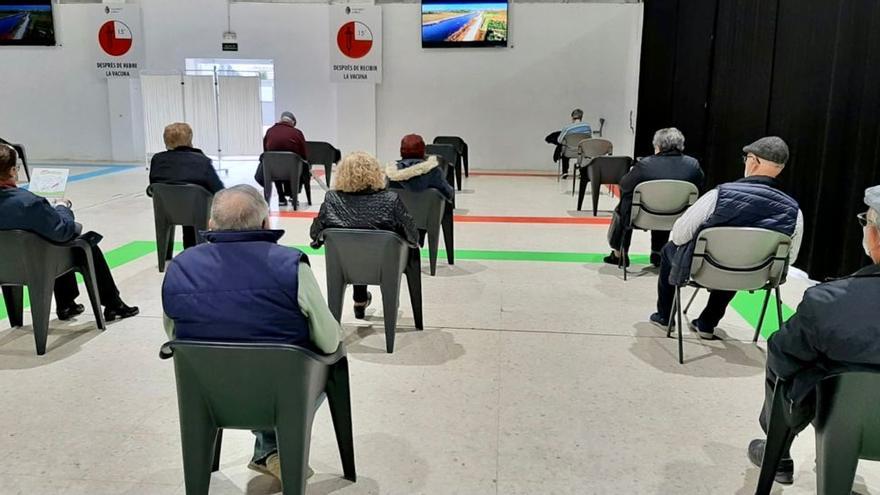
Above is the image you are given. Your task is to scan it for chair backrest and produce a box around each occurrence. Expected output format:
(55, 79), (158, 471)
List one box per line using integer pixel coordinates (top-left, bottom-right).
(425, 143), (458, 169)
(262, 151), (305, 182)
(630, 180), (700, 231)
(578, 138), (613, 159)
(389, 187), (446, 231)
(815, 371), (880, 462)
(305, 141), (339, 166)
(323, 229), (410, 285)
(587, 156), (632, 185)
(433, 136), (465, 155)
(689, 227), (792, 291)
(0, 230), (76, 283)
(162, 340), (343, 428)
(562, 132), (592, 158)
(147, 183), (213, 227)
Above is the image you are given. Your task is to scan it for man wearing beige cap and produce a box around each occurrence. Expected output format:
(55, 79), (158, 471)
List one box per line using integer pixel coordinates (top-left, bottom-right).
(650, 136), (804, 339)
(746, 185), (880, 486)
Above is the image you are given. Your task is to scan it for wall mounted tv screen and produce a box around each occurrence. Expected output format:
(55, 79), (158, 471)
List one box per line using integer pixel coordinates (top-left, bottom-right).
(0, 1), (55, 46)
(422, 1), (508, 48)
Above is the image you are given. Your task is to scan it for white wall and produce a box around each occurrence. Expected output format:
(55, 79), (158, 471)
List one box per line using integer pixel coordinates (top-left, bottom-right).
(0, 1), (642, 169)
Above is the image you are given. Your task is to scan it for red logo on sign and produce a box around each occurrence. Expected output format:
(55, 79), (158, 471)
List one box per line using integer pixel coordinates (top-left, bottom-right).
(98, 20), (133, 57)
(337, 21), (373, 59)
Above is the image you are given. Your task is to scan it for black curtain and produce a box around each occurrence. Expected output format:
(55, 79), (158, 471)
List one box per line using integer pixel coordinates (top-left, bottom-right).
(636, 0), (880, 280)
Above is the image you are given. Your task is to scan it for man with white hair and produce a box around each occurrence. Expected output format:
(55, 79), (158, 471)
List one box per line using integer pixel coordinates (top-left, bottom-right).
(161, 184), (341, 481)
(747, 185), (880, 486)
(257, 111), (311, 207)
(650, 136), (804, 340)
(604, 127), (704, 267)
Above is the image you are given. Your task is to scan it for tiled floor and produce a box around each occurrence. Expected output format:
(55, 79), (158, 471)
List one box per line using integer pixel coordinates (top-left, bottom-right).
(0, 162), (877, 494)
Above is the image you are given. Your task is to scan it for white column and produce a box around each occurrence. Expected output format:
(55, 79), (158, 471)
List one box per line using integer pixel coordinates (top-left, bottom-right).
(107, 77), (142, 163)
(335, 83), (377, 157)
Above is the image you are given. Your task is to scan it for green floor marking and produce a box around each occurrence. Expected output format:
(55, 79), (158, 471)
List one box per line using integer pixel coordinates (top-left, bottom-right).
(0, 240), (797, 339)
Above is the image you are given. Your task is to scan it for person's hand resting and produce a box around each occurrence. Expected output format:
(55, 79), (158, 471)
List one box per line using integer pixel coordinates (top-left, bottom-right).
(51, 198), (72, 209)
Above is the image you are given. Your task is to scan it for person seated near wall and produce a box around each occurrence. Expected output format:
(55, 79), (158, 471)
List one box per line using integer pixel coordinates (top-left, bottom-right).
(149, 122), (225, 249)
(0, 145), (139, 322)
(385, 134), (454, 203)
(650, 137), (803, 339)
(162, 184), (342, 481)
(255, 111), (311, 207)
(544, 108), (592, 178)
(310, 152), (419, 319)
(747, 185), (880, 485)
(603, 127), (704, 267)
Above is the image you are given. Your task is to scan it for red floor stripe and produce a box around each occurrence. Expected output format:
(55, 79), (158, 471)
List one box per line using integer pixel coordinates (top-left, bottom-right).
(468, 171), (558, 177)
(272, 210), (611, 225)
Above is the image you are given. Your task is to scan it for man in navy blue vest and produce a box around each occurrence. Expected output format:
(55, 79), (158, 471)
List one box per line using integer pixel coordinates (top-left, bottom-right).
(649, 137), (804, 340)
(162, 184), (342, 482)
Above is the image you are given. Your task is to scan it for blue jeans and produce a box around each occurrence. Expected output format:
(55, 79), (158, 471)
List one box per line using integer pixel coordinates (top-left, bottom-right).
(250, 393), (327, 464)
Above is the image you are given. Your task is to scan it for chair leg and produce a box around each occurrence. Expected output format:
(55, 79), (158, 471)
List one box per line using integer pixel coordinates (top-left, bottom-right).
(816, 423), (861, 495)
(683, 288), (700, 314)
(324, 163), (333, 188)
(405, 251), (424, 331)
(427, 226), (439, 276)
(756, 385), (796, 495)
(774, 286), (784, 330)
(442, 209), (454, 265)
(753, 289), (772, 343)
(28, 278), (55, 356)
(380, 279), (401, 353)
(2, 286), (24, 328)
(155, 219), (171, 273)
(304, 178), (312, 206)
(326, 357), (357, 482)
(78, 245), (105, 330)
(455, 163), (462, 192)
(620, 238), (628, 281)
(592, 179), (601, 216)
(326, 276), (345, 324)
(179, 406), (219, 495)
(676, 286), (685, 365)
(666, 289), (678, 339)
(211, 429), (223, 473)
(276, 405), (317, 495)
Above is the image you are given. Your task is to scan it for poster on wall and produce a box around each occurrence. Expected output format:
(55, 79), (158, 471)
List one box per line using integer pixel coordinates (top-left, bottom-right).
(93, 4), (143, 79)
(330, 6), (382, 83)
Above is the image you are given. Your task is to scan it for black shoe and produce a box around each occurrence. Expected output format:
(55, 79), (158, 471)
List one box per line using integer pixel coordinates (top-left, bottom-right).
(104, 302), (139, 322)
(748, 439), (794, 485)
(649, 312), (669, 329)
(650, 253), (661, 267)
(688, 319), (716, 340)
(278, 197), (288, 207)
(354, 293), (372, 320)
(57, 303), (85, 321)
(603, 252), (630, 267)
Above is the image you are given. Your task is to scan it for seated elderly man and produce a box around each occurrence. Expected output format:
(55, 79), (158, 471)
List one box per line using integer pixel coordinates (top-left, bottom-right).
(149, 122), (225, 249)
(162, 184), (342, 481)
(747, 185), (880, 485)
(650, 137), (804, 340)
(544, 109), (592, 178)
(0, 144), (138, 322)
(603, 127), (704, 267)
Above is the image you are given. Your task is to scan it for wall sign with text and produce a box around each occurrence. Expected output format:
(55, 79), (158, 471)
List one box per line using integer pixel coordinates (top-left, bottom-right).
(93, 5), (143, 79)
(330, 6), (382, 84)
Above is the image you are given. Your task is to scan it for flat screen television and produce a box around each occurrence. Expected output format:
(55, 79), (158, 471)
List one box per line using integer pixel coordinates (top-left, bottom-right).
(422, 0), (508, 48)
(0, 0), (55, 46)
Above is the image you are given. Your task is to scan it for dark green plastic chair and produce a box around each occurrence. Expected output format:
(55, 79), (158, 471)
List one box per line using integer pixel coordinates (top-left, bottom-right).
(160, 340), (356, 495)
(260, 152), (311, 209)
(0, 230), (105, 355)
(305, 141), (340, 187)
(425, 143), (461, 191)
(146, 184), (213, 273)
(757, 372), (880, 495)
(388, 187), (454, 276)
(433, 136), (469, 178)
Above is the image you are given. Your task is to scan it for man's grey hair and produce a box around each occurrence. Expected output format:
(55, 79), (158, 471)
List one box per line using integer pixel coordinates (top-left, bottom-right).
(653, 127), (686, 152)
(210, 185), (269, 231)
(571, 108), (584, 121)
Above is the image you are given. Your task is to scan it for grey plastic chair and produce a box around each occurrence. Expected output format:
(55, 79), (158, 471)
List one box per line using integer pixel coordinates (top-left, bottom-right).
(425, 143), (461, 191)
(572, 138), (613, 195)
(757, 372), (880, 495)
(146, 184), (213, 273)
(389, 187), (454, 276)
(557, 132), (592, 181)
(667, 227), (792, 364)
(433, 136), (469, 178)
(620, 180), (699, 280)
(261, 152), (311, 209)
(306, 141), (340, 187)
(322, 229), (424, 353)
(0, 230), (105, 355)
(160, 340), (356, 495)
(578, 156), (632, 215)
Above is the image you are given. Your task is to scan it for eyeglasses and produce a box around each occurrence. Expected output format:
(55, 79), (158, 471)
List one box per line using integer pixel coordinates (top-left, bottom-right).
(858, 212), (872, 227)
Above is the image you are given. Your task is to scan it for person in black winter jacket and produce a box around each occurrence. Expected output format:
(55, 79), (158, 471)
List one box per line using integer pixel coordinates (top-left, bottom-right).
(149, 123), (225, 249)
(385, 134), (454, 203)
(310, 152), (418, 318)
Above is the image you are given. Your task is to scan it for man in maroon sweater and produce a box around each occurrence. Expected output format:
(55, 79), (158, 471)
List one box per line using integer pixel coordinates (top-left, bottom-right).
(258, 111), (311, 206)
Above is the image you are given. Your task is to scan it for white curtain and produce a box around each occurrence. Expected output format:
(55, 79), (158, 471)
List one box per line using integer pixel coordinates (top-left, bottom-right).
(141, 74), (184, 155)
(218, 76), (263, 156)
(183, 75), (219, 155)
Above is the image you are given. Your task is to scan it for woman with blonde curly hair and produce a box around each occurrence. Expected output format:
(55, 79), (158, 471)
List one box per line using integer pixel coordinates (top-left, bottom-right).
(310, 151), (418, 318)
